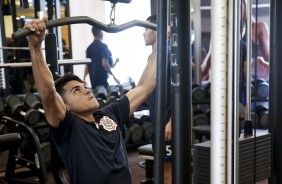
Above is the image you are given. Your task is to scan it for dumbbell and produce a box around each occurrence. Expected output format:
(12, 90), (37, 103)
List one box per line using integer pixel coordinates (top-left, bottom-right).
(252, 78), (269, 99)
(128, 123), (144, 144)
(124, 125), (131, 145)
(138, 115), (153, 141)
(192, 84), (206, 102)
(201, 81), (211, 99)
(251, 83), (255, 97)
(105, 96), (118, 105)
(94, 85), (107, 100)
(0, 98), (6, 114)
(255, 104), (269, 129)
(96, 97), (105, 108)
(120, 87), (129, 96)
(41, 141), (51, 165)
(107, 85), (120, 98)
(23, 93), (45, 114)
(127, 115), (144, 144)
(35, 124), (50, 142)
(193, 106), (209, 126)
(6, 95), (41, 125)
(119, 81), (134, 94)
(239, 103), (245, 121)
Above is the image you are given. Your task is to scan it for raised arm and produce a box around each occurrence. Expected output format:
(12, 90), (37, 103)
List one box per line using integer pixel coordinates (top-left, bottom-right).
(256, 21), (270, 61)
(25, 17), (66, 128)
(126, 47), (157, 115)
(201, 41), (212, 82)
(111, 58), (120, 68)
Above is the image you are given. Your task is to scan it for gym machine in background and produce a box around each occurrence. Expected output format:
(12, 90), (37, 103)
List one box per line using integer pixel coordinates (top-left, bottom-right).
(270, 0), (282, 183)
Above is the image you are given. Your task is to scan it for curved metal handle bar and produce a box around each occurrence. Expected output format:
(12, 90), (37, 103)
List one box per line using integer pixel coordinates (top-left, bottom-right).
(12, 16), (157, 40)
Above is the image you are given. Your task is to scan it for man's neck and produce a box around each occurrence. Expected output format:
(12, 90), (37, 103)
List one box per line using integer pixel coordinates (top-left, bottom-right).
(152, 43), (157, 51)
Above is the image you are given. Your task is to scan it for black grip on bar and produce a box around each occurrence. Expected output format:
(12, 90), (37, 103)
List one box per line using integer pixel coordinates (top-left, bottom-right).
(12, 16), (156, 40)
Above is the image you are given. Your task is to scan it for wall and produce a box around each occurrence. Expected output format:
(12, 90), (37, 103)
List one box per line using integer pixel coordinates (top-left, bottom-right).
(69, 0), (106, 85)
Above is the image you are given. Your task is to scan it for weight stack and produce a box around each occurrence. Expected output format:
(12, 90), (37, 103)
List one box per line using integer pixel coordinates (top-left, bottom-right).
(192, 129), (271, 184)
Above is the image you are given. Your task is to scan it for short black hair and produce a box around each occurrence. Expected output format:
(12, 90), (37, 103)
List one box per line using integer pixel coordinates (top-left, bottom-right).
(54, 73), (84, 94)
(146, 14), (157, 24)
(92, 26), (102, 37)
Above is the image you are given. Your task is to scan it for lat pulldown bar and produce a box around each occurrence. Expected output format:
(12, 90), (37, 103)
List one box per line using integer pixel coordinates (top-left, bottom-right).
(11, 16), (157, 40)
(11, 16), (156, 75)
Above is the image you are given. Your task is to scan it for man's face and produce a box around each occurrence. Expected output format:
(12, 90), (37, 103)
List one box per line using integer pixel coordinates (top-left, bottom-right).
(62, 80), (99, 113)
(143, 28), (156, 46)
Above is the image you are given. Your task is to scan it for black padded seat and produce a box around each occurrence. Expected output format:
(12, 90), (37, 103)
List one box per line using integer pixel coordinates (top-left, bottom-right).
(0, 133), (21, 153)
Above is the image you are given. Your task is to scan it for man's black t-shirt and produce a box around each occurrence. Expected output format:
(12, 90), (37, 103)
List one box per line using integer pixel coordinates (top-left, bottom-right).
(50, 96), (131, 184)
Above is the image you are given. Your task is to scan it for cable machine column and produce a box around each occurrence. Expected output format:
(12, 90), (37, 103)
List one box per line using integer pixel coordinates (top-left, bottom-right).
(170, 0), (192, 183)
(210, 0), (228, 183)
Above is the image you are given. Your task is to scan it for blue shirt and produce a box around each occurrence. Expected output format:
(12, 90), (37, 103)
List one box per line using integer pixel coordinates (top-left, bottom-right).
(86, 40), (114, 90)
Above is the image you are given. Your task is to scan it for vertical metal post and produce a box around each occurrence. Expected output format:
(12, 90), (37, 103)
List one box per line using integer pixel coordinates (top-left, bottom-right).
(45, 33), (59, 75)
(47, 0), (54, 27)
(243, 0), (253, 136)
(0, 0), (9, 96)
(171, 0), (192, 183)
(153, 0), (168, 183)
(8, 0), (17, 32)
(270, 0), (282, 183)
(227, 0), (240, 183)
(55, 0), (64, 75)
(193, 0), (202, 84)
(34, 0), (46, 18)
(210, 0), (228, 183)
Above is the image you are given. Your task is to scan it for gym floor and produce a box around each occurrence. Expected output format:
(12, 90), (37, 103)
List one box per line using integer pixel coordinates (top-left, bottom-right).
(0, 146), (269, 184)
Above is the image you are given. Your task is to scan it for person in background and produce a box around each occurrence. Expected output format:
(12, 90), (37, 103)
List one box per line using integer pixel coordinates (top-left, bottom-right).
(25, 17), (156, 184)
(201, 0), (270, 82)
(141, 14), (172, 183)
(241, 0), (270, 81)
(83, 26), (120, 90)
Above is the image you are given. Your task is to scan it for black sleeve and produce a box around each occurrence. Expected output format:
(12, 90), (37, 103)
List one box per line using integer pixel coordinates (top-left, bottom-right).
(49, 111), (72, 146)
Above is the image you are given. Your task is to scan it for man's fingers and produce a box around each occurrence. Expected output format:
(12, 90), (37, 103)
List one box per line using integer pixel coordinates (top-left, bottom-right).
(42, 16), (48, 22)
(24, 19), (46, 34)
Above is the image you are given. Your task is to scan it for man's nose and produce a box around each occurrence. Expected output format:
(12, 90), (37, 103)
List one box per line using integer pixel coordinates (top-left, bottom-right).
(84, 87), (92, 94)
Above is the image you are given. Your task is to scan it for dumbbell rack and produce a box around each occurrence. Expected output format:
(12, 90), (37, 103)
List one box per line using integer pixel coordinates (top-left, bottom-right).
(0, 116), (49, 183)
(192, 129), (271, 184)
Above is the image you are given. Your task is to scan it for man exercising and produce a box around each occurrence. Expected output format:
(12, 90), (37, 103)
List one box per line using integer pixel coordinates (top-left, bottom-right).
(24, 17), (156, 184)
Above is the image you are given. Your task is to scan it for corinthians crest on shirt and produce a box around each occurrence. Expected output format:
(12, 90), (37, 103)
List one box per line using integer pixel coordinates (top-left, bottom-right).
(99, 116), (117, 132)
